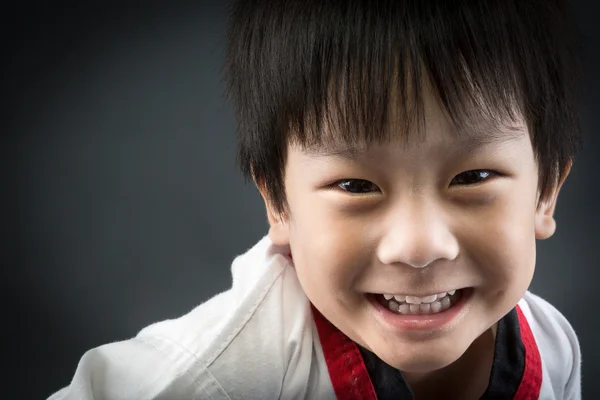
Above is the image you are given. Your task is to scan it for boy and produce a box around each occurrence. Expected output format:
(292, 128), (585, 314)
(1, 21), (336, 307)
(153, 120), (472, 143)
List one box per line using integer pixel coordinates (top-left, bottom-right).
(49, 0), (582, 399)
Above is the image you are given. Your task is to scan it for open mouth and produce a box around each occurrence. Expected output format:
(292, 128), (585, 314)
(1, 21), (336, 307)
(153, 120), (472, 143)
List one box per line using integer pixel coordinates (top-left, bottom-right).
(371, 289), (466, 316)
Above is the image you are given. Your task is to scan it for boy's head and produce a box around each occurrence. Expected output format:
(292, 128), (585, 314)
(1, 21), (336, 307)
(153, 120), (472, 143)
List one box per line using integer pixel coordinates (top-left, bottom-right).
(225, 0), (581, 375)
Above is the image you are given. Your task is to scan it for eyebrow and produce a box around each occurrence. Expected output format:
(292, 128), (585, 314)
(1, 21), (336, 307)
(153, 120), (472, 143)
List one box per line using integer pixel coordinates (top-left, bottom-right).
(303, 124), (526, 159)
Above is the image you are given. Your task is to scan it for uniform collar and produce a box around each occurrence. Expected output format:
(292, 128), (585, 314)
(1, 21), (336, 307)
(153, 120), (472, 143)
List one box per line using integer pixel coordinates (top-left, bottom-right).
(312, 305), (542, 400)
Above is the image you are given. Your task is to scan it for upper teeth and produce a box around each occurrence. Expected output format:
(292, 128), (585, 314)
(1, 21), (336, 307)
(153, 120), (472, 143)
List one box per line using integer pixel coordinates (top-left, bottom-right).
(382, 290), (457, 304)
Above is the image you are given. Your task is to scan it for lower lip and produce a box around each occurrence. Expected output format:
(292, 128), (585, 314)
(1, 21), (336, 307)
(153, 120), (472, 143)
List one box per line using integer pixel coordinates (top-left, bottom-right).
(367, 288), (473, 332)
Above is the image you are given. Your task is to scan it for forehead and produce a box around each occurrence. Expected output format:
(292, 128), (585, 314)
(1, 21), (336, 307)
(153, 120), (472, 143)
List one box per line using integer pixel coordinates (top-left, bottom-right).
(297, 118), (527, 159)
(289, 74), (528, 158)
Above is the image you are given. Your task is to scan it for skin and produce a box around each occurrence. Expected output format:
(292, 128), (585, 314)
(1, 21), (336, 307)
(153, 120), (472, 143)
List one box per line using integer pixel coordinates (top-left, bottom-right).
(258, 87), (568, 399)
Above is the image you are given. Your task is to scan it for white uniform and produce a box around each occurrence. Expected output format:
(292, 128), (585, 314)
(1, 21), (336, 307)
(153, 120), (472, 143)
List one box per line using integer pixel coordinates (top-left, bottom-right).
(48, 236), (581, 400)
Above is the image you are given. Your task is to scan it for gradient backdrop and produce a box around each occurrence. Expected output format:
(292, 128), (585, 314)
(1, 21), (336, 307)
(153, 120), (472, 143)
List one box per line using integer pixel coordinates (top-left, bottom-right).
(5, 1), (599, 399)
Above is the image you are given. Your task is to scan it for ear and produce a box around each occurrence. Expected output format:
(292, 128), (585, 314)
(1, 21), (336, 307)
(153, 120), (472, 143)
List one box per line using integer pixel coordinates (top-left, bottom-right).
(255, 178), (290, 246)
(534, 163), (571, 240)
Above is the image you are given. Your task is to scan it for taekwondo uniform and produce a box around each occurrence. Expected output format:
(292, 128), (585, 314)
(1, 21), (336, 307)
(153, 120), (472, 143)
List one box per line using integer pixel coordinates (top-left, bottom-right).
(49, 236), (581, 400)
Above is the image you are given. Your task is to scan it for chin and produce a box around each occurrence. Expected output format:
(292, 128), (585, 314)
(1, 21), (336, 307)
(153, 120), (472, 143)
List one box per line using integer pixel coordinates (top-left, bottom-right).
(374, 341), (467, 373)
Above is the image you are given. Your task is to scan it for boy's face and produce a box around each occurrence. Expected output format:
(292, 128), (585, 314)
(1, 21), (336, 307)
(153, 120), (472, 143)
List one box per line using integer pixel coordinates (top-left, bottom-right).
(261, 89), (565, 373)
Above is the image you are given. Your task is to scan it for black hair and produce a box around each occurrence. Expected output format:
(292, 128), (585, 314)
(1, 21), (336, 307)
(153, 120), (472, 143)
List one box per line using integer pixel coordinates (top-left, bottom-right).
(224, 0), (582, 214)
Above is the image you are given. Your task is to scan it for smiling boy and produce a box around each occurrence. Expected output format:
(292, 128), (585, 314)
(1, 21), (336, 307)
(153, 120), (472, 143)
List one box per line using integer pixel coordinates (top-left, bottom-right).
(50, 0), (582, 399)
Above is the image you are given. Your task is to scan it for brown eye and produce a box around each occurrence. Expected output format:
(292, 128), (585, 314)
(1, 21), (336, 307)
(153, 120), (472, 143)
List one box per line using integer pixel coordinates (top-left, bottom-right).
(451, 170), (495, 186)
(337, 179), (380, 194)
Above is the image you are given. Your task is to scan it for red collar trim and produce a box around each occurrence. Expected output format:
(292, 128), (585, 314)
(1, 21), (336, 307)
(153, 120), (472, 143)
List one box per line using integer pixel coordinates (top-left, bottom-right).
(312, 305), (378, 400)
(513, 305), (543, 399)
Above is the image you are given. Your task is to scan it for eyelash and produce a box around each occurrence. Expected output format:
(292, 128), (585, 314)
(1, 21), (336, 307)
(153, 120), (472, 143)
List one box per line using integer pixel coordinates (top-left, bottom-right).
(335, 179), (380, 194)
(334, 170), (498, 194)
(450, 169), (497, 186)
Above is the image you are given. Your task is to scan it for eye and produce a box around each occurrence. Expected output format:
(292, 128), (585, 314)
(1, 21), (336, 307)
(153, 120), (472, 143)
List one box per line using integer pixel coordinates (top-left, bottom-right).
(336, 179), (380, 194)
(450, 170), (496, 186)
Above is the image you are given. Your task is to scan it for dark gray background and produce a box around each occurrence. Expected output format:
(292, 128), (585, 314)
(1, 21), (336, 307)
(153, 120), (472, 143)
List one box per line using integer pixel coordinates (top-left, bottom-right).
(5, 2), (598, 399)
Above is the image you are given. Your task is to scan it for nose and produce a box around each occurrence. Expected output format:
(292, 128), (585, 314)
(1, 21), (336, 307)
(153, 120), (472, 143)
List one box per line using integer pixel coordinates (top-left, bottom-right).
(376, 199), (459, 269)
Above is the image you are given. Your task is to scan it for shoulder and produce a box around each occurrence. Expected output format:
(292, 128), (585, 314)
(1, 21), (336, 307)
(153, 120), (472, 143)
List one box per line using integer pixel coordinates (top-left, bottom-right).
(139, 237), (325, 398)
(518, 291), (580, 364)
(518, 291), (581, 399)
(138, 236), (292, 365)
(50, 237), (327, 399)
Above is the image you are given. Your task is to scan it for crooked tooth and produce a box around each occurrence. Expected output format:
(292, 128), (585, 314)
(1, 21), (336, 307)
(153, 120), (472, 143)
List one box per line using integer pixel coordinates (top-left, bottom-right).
(388, 300), (399, 311)
(441, 297), (451, 310)
(383, 294), (394, 300)
(448, 289), (456, 296)
(393, 294), (406, 302)
(398, 303), (410, 314)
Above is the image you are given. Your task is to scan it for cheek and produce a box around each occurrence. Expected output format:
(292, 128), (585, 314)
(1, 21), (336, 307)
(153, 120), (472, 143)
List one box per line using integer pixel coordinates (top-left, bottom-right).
(462, 192), (537, 293)
(287, 203), (371, 300)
